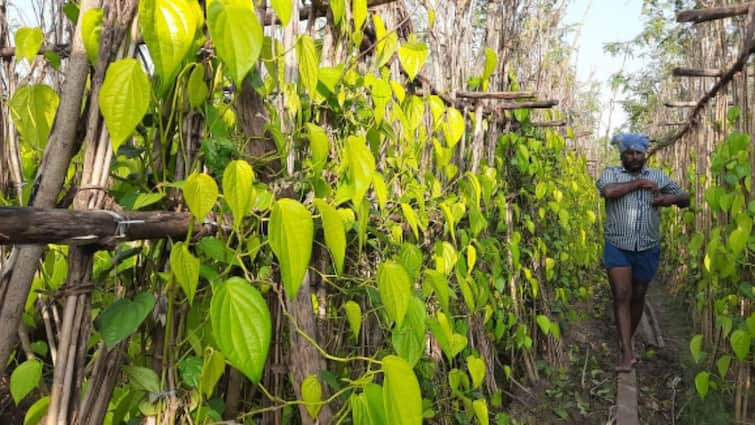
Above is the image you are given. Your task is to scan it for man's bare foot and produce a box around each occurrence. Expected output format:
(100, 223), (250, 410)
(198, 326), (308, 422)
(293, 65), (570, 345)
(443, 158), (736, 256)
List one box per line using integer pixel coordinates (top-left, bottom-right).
(615, 357), (637, 373)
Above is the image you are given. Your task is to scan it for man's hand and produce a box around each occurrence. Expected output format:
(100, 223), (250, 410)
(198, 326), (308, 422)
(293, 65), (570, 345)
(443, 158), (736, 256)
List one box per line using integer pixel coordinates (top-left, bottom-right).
(634, 179), (659, 192)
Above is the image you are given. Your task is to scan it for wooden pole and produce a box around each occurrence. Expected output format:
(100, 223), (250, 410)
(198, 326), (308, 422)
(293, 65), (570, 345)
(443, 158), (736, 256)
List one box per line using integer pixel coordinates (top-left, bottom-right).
(455, 90), (536, 100)
(677, 4), (753, 24)
(672, 67), (722, 77)
(664, 101), (699, 108)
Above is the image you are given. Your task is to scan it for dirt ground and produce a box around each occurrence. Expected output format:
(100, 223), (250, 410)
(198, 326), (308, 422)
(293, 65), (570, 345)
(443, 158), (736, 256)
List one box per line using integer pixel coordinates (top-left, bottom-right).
(506, 276), (730, 425)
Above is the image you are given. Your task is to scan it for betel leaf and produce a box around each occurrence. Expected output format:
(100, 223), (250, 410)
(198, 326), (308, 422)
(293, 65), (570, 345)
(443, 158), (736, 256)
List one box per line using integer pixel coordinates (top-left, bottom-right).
(730, 329), (751, 361)
(443, 107), (465, 147)
(187, 64), (209, 109)
(200, 349), (225, 398)
(97, 291), (155, 348)
(690, 334), (704, 364)
(183, 172), (218, 221)
(179, 356), (202, 388)
(211, 277), (272, 383)
(400, 203), (420, 240)
(345, 135), (375, 210)
(695, 371), (709, 399)
(377, 261), (411, 327)
(314, 199), (346, 274)
(270, 0), (293, 26)
(125, 365), (160, 393)
(373, 14), (397, 68)
(727, 213), (752, 257)
(423, 270), (449, 313)
(14, 27), (43, 63)
(223, 160), (255, 227)
(391, 296), (426, 366)
(372, 172), (388, 211)
(81, 8), (103, 64)
(397, 36), (428, 82)
(535, 315), (552, 336)
(296, 35), (319, 95)
(342, 300), (362, 342)
(301, 374), (323, 420)
(99, 58), (151, 151)
(473, 399), (489, 425)
(10, 84), (59, 149)
(482, 47), (497, 81)
(10, 359), (42, 405)
(207, 0), (263, 87)
(382, 355), (422, 425)
(269, 199), (314, 299)
(170, 242), (200, 304)
(716, 354), (731, 378)
(330, 0), (345, 25)
(23, 396), (49, 425)
(467, 355), (485, 390)
(351, 383), (385, 425)
(306, 123), (329, 173)
(352, 0), (367, 30)
(139, 0), (198, 91)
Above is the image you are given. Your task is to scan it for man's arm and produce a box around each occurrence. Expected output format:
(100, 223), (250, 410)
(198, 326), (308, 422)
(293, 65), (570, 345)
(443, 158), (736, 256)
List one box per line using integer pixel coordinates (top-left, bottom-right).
(600, 179), (657, 199)
(652, 192), (690, 208)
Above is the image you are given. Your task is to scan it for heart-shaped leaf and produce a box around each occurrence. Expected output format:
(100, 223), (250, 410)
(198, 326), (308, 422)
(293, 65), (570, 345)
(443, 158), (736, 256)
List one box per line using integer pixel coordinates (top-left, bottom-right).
(97, 292), (155, 349)
(269, 199), (314, 299)
(81, 9), (103, 64)
(382, 355), (422, 425)
(223, 160), (255, 227)
(343, 300), (362, 342)
(187, 64), (209, 109)
(473, 399), (489, 425)
(10, 84), (59, 149)
(183, 172), (218, 221)
(306, 123), (329, 172)
(211, 277), (272, 383)
(730, 329), (751, 361)
(391, 297), (426, 366)
(377, 261), (411, 327)
(125, 365), (160, 393)
(467, 355), (485, 390)
(10, 359), (42, 405)
(690, 334), (704, 364)
(352, 0), (367, 30)
(207, 0), (263, 87)
(170, 242), (200, 304)
(200, 349), (225, 398)
(296, 35), (319, 95)
(14, 27), (43, 63)
(140, 0), (199, 86)
(99, 58), (151, 151)
(23, 396), (49, 425)
(314, 199), (346, 274)
(344, 135), (375, 210)
(270, 0), (293, 26)
(443, 107), (465, 147)
(695, 371), (709, 399)
(301, 374), (322, 420)
(398, 36), (428, 82)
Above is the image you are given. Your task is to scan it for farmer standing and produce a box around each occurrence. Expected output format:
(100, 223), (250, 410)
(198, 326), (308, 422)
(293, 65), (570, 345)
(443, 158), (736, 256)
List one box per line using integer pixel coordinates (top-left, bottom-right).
(596, 133), (690, 372)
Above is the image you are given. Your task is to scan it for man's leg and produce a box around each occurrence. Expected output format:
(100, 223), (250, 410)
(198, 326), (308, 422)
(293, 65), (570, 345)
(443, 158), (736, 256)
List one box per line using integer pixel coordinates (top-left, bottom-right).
(608, 267), (635, 371)
(630, 280), (649, 338)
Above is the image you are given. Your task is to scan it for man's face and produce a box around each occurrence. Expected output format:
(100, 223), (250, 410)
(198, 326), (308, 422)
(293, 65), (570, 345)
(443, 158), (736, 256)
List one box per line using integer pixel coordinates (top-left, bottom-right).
(621, 149), (646, 172)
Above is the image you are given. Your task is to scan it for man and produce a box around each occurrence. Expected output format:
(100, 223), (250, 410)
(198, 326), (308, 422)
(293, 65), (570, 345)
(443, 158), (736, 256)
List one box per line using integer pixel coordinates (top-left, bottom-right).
(596, 133), (689, 372)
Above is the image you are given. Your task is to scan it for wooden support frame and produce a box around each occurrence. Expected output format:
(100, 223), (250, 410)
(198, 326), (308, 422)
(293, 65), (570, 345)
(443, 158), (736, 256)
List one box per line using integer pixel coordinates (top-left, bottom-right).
(530, 120), (567, 127)
(677, 3), (753, 24)
(671, 67), (722, 77)
(262, 0), (397, 25)
(0, 207), (211, 246)
(455, 90), (536, 100)
(497, 100), (559, 110)
(663, 101), (698, 108)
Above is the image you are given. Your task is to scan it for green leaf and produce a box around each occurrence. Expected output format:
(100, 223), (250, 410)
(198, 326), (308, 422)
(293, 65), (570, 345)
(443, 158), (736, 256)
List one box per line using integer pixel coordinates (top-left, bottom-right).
(10, 359), (42, 404)
(170, 242), (200, 304)
(125, 365), (160, 393)
(343, 301), (362, 342)
(81, 9), (103, 64)
(330, 0), (345, 25)
(14, 27), (43, 63)
(398, 243), (423, 282)
(314, 199), (346, 274)
(345, 135), (376, 210)
(423, 270), (449, 313)
(301, 374), (323, 420)
(382, 355), (422, 425)
(727, 214), (752, 256)
(473, 399), (489, 425)
(24, 396), (49, 425)
(269, 199), (314, 299)
(306, 123), (329, 172)
(352, 0), (367, 30)
(373, 14), (397, 68)
(467, 356), (485, 390)
(535, 315), (552, 336)
(443, 107), (465, 147)
(183, 172), (218, 221)
(295, 35), (319, 95)
(372, 172), (388, 211)
(223, 160), (255, 227)
(200, 349), (226, 398)
(429, 311), (467, 361)
(391, 297), (426, 366)
(99, 58), (151, 151)
(747, 313), (755, 336)
(97, 291), (155, 348)
(129, 192), (165, 210)
(211, 277), (272, 383)
(179, 356), (202, 388)
(730, 329), (751, 361)
(716, 355), (731, 378)
(398, 36), (428, 82)
(10, 84), (59, 149)
(207, 0), (263, 87)
(690, 334), (704, 364)
(187, 64), (209, 109)
(482, 48), (497, 81)
(400, 203), (420, 240)
(271, 0), (293, 25)
(695, 371), (709, 399)
(377, 261), (412, 327)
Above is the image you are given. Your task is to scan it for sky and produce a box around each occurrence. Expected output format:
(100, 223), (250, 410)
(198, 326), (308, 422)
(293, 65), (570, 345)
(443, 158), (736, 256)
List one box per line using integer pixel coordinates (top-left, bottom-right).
(565, 0), (645, 139)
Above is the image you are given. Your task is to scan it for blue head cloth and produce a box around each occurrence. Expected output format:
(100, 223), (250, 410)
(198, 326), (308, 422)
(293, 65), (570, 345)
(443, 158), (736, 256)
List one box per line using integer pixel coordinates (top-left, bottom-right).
(611, 133), (649, 153)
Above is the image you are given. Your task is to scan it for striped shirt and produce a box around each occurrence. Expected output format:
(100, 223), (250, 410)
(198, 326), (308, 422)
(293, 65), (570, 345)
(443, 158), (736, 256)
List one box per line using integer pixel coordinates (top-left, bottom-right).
(596, 165), (685, 251)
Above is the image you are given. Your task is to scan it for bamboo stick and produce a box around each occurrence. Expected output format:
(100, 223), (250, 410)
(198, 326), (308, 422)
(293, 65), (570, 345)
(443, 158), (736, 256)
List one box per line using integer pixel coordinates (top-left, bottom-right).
(672, 67), (722, 77)
(677, 4), (753, 24)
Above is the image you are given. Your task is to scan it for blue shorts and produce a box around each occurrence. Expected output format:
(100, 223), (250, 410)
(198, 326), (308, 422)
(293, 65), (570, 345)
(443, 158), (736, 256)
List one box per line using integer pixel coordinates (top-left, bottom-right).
(603, 242), (661, 283)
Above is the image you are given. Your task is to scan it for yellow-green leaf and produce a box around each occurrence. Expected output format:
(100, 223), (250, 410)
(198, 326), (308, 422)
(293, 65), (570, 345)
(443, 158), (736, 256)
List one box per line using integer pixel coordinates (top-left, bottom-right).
(398, 36), (428, 82)
(372, 172), (388, 211)
(345, 135), (375, 210)
(200, 349), (225, 398)
(695, 371), (709, 399)
(382, 355), (422, 425)
(373, 14), (397, 68)
(81, 9), (103, 65)
(187, 64), (208, 109)
(443, 107), (465, 147)
(690, 334), (704, 364)
(377, 261), (411, 327)
(10, 359), (42, 405)
(352, 0), (367, 30)
(223, 160), (255, 227)
(207, 0), (263, 87)
(296, 35), (319, 95)
(269, 199), (314, 299)
(10, 84), (59, 149)
(473, 399), (489, 425)
(482, 48), (497, 81)
(400, 203), (420, 240)
(99, 58), (151, 151)
(14, 27), (43, 63)
(23, 396), (49, 425)
(343, 300), (362, 342)
(730, 329), (751, 361)
(306, 123), (329, 172)
(467, 355), (485, 390)
(330, 0), (345, 25)
(183, 173), (219, 221)
(171, 242), (200, 304)
(139, 0), (198, 92)
(271, 0), (293, 26)
(301, 374), (322, 420)
(314, 199), (346, 274)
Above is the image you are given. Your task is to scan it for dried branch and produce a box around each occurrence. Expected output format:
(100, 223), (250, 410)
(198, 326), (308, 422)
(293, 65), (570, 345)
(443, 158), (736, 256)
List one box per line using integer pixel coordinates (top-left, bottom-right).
(677, 3), (753, 24)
